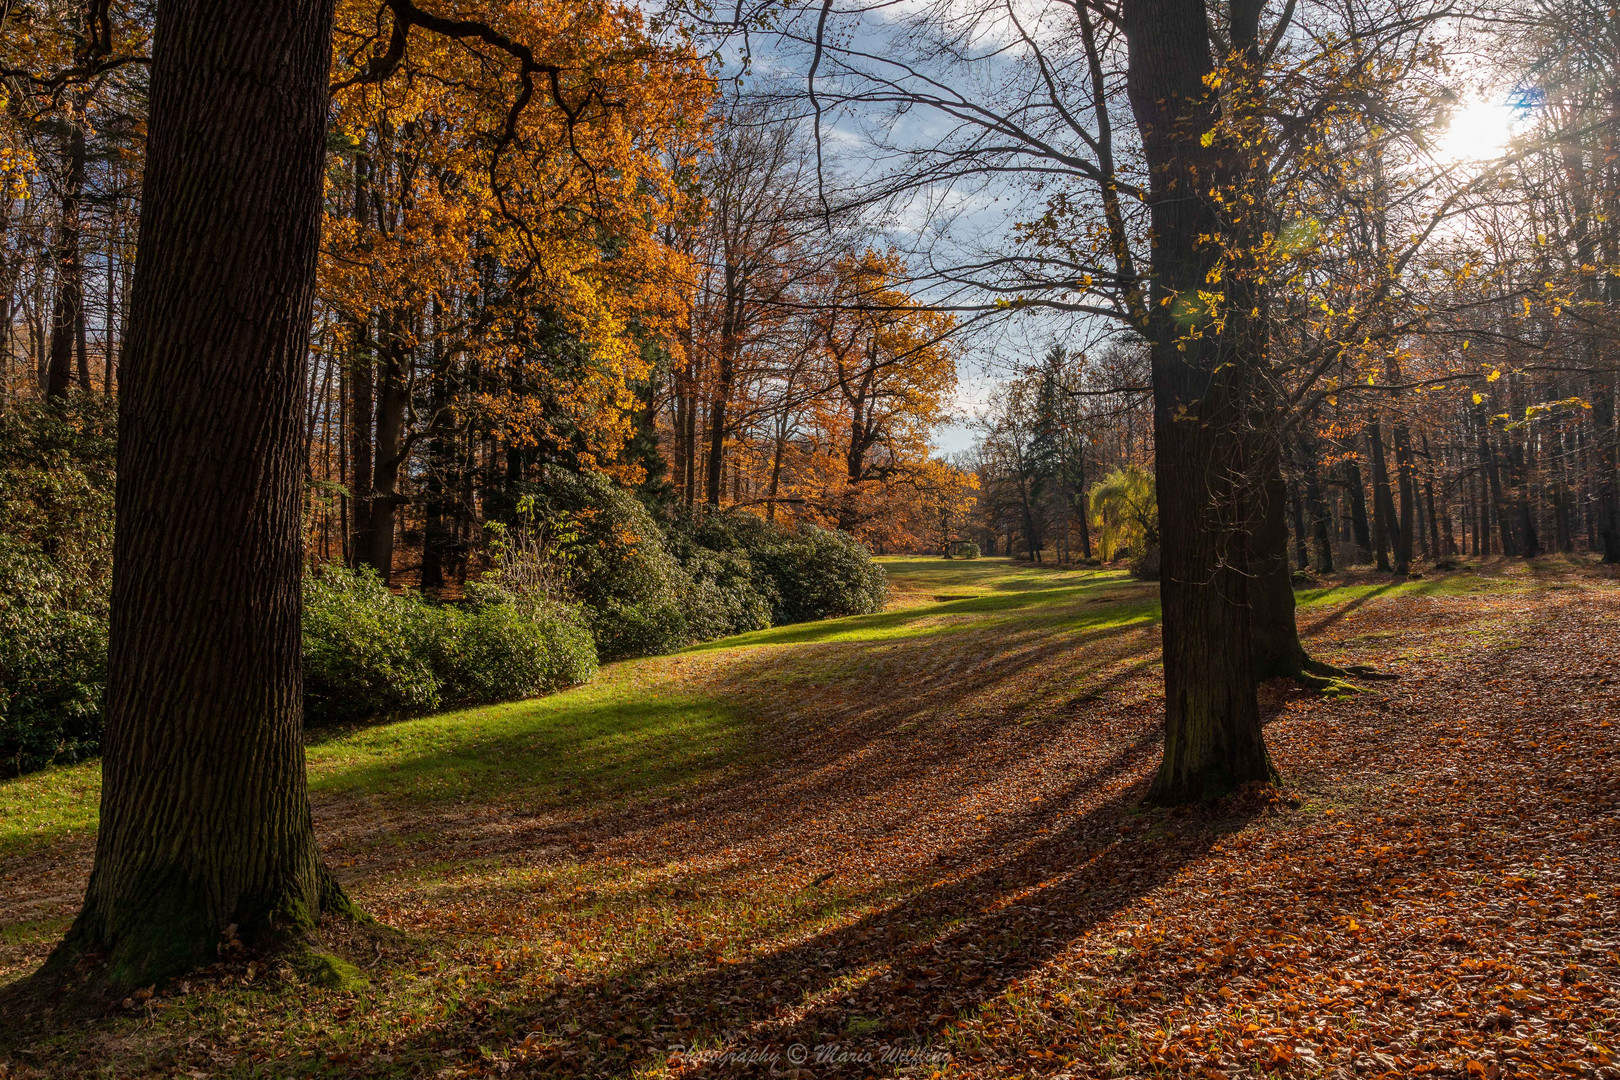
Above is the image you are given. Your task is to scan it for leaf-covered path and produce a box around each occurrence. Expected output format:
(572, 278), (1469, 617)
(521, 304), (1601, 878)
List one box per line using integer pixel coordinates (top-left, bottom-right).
(2, 558), (1617, 1078)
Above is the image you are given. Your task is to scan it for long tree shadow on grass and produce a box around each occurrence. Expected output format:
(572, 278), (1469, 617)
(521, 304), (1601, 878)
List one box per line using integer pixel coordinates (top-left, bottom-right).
(315, 595), (1166, 879)
(310, 731), (1264, 1078)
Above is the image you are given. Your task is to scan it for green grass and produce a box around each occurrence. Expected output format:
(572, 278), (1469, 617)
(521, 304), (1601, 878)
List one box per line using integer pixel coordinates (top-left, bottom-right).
(307, 670), (748, 812)
(0, 556), (1543, 868)
(0, 558), (1110, 864)
(0, 553), (1598, 1077)
(0, 759), (100, 863)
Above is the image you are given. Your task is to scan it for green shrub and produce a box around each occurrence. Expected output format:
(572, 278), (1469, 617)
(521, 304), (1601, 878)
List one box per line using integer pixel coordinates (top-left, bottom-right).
(302, 569), (600, 724)
(0, 545), (108, 776)
(433, 586), (597, 705)
(0, 399), (116, 776)
(675, 545), (773, 641)
(948, 540), (980, 559)
(301, 567), (441, 725)
(671, 513), (886, 627)
(752, 525), (888, 625)
(507, 470), (691, 659)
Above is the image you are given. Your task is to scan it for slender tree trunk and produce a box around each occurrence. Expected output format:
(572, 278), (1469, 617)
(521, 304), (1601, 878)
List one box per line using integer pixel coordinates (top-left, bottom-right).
(1368, 421), (1397, 571)
(705, 318), (739, 510)
(0, 287), (10, 404)
(1250, 442), (1313, 681)
(46, 103), (87, 400)
(1422, 435), (1442, 559)
(421, 313), (452, 594)
(50, 0), (349, 991)
(1342, 456), (1372, 562)
(347, 335), (374, 570)
(1391, 421), (1416, 572)
(1301, 433), (1333, 573)
(1076, 485), (1093, 559)
(1476, 403), (1516, 556)
(365, 343), (407, 582)
(1289, 477), (1308, 570)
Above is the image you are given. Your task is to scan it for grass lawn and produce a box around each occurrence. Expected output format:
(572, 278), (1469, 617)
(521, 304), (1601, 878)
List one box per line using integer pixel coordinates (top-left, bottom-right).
(1, 555), (1617, 1078)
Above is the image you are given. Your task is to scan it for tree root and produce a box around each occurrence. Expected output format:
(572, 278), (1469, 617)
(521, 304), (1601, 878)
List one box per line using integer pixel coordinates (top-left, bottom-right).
(1292, 670), (1364, 698)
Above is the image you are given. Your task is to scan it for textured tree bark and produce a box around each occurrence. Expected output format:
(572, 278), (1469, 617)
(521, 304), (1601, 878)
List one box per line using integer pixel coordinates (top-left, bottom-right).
(1122, 0), (1273, 804)
(50, 0), (350, 991)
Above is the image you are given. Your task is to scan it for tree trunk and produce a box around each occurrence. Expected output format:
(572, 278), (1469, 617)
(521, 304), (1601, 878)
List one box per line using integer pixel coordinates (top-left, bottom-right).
(1250, 442), (1311, 681)
(1475, 402), (1516, 556)
(1122, 0), (1272, 803)
(420, 319), (453, 595)
(1289, 478), (1308, 570)
(365, 344), (407, 582)
(347, 337), (374, 570)
(1368, 420), (1397, 571)
(1342, 456), (1373, 562)
(1593, 374), (1620, 561)
(51, 0), (349, 992)
(1301, 433), (1334, 573)
(46, 103), (87, 400)
(1391, 422), (1416, 572)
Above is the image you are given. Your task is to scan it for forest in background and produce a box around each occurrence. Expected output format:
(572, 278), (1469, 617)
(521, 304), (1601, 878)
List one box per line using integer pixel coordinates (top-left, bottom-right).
(0, 1), (973, 587)
(8, 0), (1618, 587)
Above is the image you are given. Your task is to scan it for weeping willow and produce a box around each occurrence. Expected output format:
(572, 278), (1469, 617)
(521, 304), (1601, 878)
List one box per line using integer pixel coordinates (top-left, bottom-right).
(1088, 465), (1158, 561)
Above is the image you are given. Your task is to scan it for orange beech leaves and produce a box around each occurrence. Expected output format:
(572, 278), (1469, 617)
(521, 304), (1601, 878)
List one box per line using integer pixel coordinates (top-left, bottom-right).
(322, 0), (712, 476)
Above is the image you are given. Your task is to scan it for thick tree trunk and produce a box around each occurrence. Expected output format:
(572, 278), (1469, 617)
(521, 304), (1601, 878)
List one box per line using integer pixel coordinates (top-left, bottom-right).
(1122, 0), (1272, 803)
(51, 0), (348, 991)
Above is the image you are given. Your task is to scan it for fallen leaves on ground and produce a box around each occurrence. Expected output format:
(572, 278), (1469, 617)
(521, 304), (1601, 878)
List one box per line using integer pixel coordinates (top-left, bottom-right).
(0, 560), (1616, 1080)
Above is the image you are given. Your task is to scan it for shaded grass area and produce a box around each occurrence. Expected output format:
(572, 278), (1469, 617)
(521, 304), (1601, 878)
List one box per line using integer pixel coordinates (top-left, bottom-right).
(0, 555), (1611, 1079)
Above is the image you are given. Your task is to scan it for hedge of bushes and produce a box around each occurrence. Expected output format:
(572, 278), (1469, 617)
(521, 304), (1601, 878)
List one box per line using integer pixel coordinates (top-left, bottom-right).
(1, 422), (888, 775)
(0, 400), (115, 776)
(513, 469), (888, 660)
(302, 569), (598, 726)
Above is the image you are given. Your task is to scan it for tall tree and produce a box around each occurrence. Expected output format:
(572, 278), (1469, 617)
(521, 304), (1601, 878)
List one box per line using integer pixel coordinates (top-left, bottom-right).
(1120, 0), (1275, 801)
(46, 0), (351, 990)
